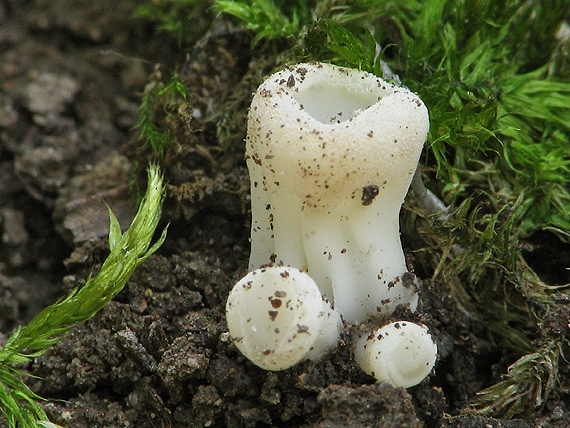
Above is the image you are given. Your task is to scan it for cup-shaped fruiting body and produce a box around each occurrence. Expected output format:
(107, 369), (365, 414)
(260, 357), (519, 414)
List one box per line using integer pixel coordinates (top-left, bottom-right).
(226, 265), (342, 370)
(246, 62), (429, 323)
(354, 321), (437, 388)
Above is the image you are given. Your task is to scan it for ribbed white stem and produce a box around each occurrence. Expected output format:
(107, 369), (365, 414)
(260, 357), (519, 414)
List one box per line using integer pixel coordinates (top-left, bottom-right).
(246, 63), (429, 323)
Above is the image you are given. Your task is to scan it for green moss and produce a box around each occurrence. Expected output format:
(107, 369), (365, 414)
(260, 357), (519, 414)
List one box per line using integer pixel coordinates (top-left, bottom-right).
(0, 166), (167, 428)
(465, 340), (561, 418)
(134, 73), (188, 159)
(134, 0), (213, 44)
(136, 0), (570, 418)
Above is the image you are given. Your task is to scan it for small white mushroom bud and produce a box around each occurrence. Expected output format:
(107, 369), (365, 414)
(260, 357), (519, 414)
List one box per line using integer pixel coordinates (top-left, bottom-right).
(226, 265), (342, 370)
(354, 321), (437, 388)
(246, 62), (429, 323)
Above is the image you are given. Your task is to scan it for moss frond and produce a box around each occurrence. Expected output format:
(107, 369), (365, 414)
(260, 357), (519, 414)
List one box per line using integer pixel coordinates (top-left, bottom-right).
(214, 0), (310, 42)
(134, 0), (213, 44)
(464, 340), (561, 418)
(134, 73), (188, 159)
(0, 166), (167, 428)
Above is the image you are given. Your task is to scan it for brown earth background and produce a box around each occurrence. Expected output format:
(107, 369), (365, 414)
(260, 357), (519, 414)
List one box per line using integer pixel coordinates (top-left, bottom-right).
(0, 1), (568, 427)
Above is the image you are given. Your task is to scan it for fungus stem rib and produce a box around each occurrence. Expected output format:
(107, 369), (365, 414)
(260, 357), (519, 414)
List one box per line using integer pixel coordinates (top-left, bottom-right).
(246, 63), (428, 323)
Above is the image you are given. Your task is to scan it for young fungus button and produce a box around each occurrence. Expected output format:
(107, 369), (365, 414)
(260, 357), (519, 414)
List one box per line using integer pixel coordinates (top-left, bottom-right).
(354, 321), (437, 388)
(226, 265), (341, 370)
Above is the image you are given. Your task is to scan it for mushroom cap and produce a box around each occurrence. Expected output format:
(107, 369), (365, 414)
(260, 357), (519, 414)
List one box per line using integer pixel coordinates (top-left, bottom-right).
(226, 265), (337, 370)
(246, 62), (429, 209)
(355, 321), (437, 388)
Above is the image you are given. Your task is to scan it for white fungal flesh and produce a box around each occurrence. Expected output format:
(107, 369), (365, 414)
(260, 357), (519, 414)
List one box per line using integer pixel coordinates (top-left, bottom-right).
(246, 62), (430, 323)
(354, 321), (437, 388)
(226, 266), (342, 371)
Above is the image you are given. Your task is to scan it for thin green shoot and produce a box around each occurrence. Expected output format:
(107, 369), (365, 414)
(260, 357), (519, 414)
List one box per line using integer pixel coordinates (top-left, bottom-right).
(0, 165), (168, 428)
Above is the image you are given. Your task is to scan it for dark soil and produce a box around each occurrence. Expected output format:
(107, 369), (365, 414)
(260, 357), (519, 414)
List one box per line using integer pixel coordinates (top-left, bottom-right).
(0, 1), (569, 427)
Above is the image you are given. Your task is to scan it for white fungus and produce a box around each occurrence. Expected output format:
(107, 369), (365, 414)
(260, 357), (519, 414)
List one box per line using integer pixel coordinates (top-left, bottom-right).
(354, 321), (437, 388)
(226, 265), (342, 370)
(246, 62), (430, 323)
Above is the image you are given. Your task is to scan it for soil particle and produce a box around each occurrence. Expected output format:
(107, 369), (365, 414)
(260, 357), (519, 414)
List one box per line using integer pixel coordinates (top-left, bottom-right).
(31, 301), (141, 397)
(540, 303), (570, 340)
(159, 332), (210, 399)
(23, 72), (80, 126)
(44, 392), (134, 428)
(441, 417), (535, 427)
(316, 382), (422, 428)
(0, 272), (58, 331)
(0, 94), (18, 128)
(54, 152), (135, 244)
(191, 384), (224, 427)
(207, 355), (258, 399)
(115, 327), (159, 374)
(0, 207), (29, 267)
